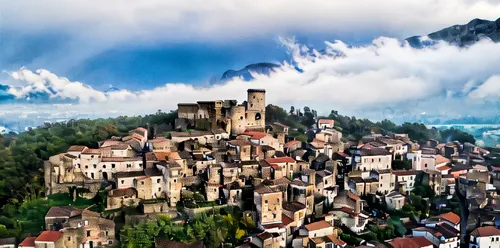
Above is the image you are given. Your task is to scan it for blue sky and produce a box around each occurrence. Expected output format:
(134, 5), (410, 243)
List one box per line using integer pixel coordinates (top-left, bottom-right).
(1, 0), (500, 128)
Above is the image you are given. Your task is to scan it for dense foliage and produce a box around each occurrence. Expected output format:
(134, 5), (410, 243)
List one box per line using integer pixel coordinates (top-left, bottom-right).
(121, 208), (256, 248)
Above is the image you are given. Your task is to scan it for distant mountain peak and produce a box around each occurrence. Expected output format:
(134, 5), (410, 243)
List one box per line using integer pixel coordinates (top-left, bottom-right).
(406, 17), (500, 47)
(220, 62), (281, 81)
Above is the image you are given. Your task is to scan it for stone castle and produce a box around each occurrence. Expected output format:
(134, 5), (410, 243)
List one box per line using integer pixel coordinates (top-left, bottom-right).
(176, 89), (266, 135)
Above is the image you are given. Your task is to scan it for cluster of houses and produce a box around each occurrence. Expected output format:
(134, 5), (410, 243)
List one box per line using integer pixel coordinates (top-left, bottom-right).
(6, 89), (500, 248)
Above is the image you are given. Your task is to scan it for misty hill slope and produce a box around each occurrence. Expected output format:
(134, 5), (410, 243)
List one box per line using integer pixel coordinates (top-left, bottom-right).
(220, 62), (280, 81)
(406, 17), (500, 47)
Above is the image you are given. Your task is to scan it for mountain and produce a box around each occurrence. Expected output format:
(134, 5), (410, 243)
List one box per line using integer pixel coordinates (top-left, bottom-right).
(220, 62), (280, 81)
(406, 17), (500, 47)
(220, 17), (500, 82)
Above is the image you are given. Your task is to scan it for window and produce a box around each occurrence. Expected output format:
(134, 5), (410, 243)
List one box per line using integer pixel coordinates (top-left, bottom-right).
(112, 164), (115, 168)
(106, 231), (108, 236)
(109, 241), (113, 245)
(381, 176), (383, 179)
(87, 230), (91, 237)
(240, 116), (243, 120)
(157, 179), (161, 183)
(68, 237), (71, 241)
(103, 165), (106, 169)
(93, 164), (97, 168)
(158, 187), (162, 192)
(265, 199), (268, 203)
(174, 179), (177, 183)
(141, 181), (144, 185)
(425, 163), (428, 168)
(84, 220), (88, 226)
(121, 180), (124, 184)
(379, 158), (381, 162)
(85, 165), (88, 169)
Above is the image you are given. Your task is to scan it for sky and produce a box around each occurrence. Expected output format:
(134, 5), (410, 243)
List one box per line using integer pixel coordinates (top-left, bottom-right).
(1, 0), (500, 130)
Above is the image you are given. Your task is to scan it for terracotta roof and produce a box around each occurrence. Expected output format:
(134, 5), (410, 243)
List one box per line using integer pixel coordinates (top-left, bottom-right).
(101, 157), (141, 162)
(305, 220), (332, 231)
(282, 214), (294, 226)
(360, 147), (391, 156)
(257, 232), (274, 240)
(347, 192), (360, 201)
(240, 131), (268, 140)
(19, 237), (36, 247)
(67, 145), (87, 152)
(290, 179), (307, 187)
(326, 235), (346, 246)
(436, 165), (452, 171)
(318, 119), (334, 125)
(273, 122), (289, 128)
(35, 231), (63, 242)
(264, 157), (295, 164)
(228, 139), (252, 146)
(435, 155), (451, 165)
(155, 152), (181, 161)
(45, 206), (83, 218)
(100, 140), (124, 147)
(81, 148), (101, 155)
(283, 202), (306, 212)
(388, 237), (433, 248)
(109, 143), (130, 150)
(254, 185), (281, 194)
(471, 226), (500, 237)
(439, 212), (460, 225)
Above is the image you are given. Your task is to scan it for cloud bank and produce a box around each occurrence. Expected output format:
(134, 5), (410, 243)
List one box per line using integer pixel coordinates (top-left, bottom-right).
(3, 36), (500, 127)
(1, 0), (500, 43)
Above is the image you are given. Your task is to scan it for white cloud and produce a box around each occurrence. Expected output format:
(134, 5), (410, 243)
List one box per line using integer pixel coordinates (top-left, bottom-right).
(4, 36), (500, 124)
(0, 0), (499, 43)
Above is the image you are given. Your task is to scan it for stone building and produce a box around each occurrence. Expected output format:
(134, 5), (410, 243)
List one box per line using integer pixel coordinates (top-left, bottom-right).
(177, 89), (266, 135)
(254, 185), (283, 226)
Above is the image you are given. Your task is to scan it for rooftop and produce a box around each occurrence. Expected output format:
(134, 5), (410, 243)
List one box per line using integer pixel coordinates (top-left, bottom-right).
(305, 220), (332, 231)
(35, 231), (63, 243)
(439, 212), (460, 225)
(471, 226), (500, 237)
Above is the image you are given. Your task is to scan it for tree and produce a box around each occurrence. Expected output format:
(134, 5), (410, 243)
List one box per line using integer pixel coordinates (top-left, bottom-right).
(289, 106), (295, 114)
(303, 106), (311, 113)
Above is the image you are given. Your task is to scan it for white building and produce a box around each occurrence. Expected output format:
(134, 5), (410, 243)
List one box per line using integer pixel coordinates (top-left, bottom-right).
(469, 226), (500, 248)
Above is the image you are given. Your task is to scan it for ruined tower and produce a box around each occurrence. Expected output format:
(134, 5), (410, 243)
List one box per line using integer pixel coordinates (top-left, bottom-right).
(245, 89), (266, 131)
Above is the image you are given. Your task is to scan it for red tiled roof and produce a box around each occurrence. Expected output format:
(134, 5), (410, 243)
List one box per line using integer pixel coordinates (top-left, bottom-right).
(19, 237), (36, 247)
(240, 131), (268, 140)
(326, 235), (346, 246)
(67, 145), (87, 152)
(388, 237), (433, 248)
(436, 165), (452, 171)
(35, 231), (63, 242)
(440, 212), (460, 225)
(471, 226), (500, 237)
(282, 214), (294, 226)
(318, 119), (334, 125)
(284, 140), (300, 149)
(435, 155), (451, 165)
(154, 152), (181, 161)
(81, 148), (101, 155)
(265, 157), (295, 164)
(305, 220), (332, 231)
(347, 192), (360, 201)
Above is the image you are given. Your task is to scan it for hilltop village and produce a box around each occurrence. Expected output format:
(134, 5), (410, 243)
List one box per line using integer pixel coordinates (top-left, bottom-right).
(9, 89), (500, 248)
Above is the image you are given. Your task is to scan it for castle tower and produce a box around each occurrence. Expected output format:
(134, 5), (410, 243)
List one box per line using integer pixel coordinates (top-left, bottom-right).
(245, 89), (266, 131)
